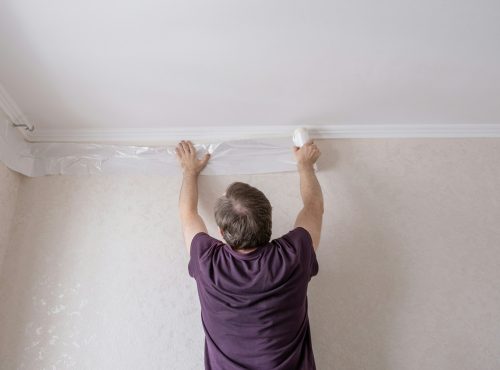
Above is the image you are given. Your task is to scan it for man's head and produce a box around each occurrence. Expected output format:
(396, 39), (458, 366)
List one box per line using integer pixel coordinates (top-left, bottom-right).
(214, 182), (272, 250)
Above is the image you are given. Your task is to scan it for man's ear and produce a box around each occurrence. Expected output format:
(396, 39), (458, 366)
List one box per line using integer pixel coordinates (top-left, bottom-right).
(218, 227), (224, 239)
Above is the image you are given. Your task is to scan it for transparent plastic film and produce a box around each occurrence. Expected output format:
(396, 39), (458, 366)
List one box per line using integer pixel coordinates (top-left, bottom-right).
(0, 117), (36, 175)
(1, 121), (319, 176)
(26, 138), (301, 176)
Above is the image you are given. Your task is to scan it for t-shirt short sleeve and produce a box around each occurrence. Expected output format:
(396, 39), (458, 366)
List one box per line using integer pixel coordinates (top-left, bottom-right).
(188, 232), (219, 279)
(284, 227), (319, 279)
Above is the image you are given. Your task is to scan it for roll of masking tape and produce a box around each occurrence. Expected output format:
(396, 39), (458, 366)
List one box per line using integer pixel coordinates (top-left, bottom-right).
(293, 127), (310, 148)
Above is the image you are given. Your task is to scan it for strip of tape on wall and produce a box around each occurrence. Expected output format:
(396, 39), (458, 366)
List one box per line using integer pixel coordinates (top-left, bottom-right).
(1, 119), (305, 177)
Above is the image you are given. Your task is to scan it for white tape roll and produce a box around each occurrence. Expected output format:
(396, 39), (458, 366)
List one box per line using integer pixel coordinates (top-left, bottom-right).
(293, 128), (310, 148)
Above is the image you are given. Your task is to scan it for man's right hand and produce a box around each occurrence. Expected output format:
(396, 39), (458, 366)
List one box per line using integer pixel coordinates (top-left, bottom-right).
(293, 141), (321, 170)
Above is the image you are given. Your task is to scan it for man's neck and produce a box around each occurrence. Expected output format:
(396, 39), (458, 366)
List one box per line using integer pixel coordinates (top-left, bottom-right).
(234, 247), (257, 254)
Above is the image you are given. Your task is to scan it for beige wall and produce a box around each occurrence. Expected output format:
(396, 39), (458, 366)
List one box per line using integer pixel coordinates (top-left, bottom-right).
(0, 162), (21, 275)
(0, 138), (499, 369)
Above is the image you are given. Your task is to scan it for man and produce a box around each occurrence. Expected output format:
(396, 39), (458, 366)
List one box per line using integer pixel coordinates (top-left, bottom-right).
(176, 139), (323, 370)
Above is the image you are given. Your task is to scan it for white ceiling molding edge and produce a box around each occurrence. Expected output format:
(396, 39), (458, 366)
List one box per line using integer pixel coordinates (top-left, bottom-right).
(20, 124), (500, 144)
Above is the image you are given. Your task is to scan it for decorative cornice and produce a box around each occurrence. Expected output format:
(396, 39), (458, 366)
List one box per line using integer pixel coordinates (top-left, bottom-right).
(21, 124), (500, 144)
(311, 124), (500, 138)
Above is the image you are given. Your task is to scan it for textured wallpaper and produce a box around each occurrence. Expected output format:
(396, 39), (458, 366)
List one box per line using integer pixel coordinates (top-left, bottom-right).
(0, 162), (21, 275)
(0, 139), (499, 369)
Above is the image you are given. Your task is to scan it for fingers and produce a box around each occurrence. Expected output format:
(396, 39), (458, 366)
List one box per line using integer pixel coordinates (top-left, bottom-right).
(180, 140), (191, 154)
(294, 141), (321, 165)
(174, 145), (183, 159)
(175, 140), (210, 174)
(307, 142), (318, 152)
(175, 141), (184, 155)
(176, 140), (211, 163)
(311, 143), (321, 154)
(176, 140), (195, 156)
(293, 142), (318, 151)
(186, 141), (195, 154)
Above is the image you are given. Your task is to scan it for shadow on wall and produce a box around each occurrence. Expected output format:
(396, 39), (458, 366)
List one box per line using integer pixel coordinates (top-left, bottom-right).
(308, 141), (407, 370)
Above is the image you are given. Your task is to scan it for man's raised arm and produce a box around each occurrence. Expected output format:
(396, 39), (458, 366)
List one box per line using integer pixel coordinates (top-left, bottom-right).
(293, 141), (324, 251)
(176, 140), (210, 254)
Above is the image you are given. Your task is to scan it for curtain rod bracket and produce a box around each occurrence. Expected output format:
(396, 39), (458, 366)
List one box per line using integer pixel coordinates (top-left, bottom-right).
(12, 122), (35, 132)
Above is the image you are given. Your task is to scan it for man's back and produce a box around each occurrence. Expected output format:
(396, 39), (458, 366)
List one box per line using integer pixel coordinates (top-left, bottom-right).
(176, 139), (323, 369)
(189, 227), (319, 370)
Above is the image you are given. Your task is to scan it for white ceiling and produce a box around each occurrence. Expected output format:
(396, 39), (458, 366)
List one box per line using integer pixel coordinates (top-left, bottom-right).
(1, 0), (500, 133)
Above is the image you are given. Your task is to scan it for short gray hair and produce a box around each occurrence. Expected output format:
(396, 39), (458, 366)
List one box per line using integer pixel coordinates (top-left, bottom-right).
(214, 182), (272, 250)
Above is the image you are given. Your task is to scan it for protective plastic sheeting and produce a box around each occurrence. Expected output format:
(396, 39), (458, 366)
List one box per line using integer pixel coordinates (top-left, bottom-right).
(1, 119), (303, 176)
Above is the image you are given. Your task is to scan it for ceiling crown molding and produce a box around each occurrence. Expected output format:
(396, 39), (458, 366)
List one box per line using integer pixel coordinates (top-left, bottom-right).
(23, 125), (303, 144)
(22, 124), (500, 144)
(311, 124), (500, 138)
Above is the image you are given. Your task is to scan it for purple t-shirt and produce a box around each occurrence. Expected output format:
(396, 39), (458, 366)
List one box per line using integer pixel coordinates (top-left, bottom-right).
(188, 227), (319, 370)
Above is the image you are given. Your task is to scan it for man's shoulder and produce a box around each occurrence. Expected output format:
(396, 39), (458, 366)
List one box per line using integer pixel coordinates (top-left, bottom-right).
(276, 227), (313, 246)
(188, 232), (224, 279)
(191, 232), (222, 252)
